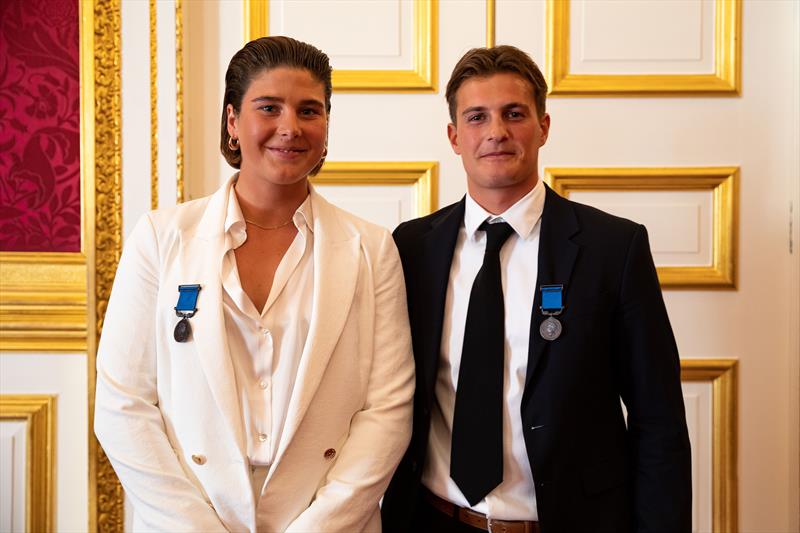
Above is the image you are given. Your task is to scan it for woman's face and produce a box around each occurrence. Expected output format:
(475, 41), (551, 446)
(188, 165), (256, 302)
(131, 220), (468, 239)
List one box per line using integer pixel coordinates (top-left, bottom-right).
(227, 67), (328, 187)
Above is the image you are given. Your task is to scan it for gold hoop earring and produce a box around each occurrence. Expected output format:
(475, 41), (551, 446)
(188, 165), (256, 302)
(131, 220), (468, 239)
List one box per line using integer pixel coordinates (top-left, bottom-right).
(228, 137), (239, 151)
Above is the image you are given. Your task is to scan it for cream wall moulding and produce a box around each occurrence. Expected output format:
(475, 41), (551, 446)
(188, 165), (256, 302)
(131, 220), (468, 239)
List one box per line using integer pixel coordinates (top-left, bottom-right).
(544, 167), (738, 289)
(311, 161), (439, 218)
(244, 0), (438, 92)
(680, 359), (738, 533)
(545, 0), (741, 96)
(0, 395), (56, 533)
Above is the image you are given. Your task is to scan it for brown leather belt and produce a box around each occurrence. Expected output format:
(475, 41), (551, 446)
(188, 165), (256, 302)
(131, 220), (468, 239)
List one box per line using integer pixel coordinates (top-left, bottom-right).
(423, 488), (541, 533)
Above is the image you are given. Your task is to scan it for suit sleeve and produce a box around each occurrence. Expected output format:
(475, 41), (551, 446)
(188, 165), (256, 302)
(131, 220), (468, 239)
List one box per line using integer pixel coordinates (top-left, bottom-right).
(94, 215), (229, 532)
(616, 224), (692, 532)
(285, 228), (415, 533)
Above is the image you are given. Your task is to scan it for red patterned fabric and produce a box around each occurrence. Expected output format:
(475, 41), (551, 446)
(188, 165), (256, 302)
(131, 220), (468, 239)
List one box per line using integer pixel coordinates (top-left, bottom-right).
(0, 0), (80, 252)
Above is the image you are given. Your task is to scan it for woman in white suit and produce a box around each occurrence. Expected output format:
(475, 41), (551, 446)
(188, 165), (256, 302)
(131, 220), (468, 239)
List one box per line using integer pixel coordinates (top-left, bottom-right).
(94, 36), (415, 532)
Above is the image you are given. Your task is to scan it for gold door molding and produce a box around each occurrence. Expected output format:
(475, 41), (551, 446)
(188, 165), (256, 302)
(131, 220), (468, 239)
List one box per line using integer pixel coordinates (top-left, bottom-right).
(312, 161), (439, 217)
(546, 0), (741, 95)
(0, 395), (56, 533)
(87, 1), (125, 532)
(681, 359), (738, 533)
(544, 167), (739, 289)
(245, 0), (438, 92)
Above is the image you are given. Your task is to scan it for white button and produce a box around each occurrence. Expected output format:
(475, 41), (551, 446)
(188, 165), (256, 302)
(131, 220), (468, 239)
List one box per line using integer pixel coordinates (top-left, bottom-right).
(259, 380), (269, 390)
(258, 433), (268, 442)
(260, 328), (270, 336)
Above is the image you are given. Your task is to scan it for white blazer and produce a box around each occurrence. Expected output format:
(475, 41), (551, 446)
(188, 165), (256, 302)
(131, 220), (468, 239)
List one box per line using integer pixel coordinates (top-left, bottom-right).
(94, 176), (415, 532)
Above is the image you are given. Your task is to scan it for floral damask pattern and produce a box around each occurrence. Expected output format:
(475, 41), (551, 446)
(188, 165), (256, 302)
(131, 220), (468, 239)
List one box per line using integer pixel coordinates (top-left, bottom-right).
(0, 0), (80, 252)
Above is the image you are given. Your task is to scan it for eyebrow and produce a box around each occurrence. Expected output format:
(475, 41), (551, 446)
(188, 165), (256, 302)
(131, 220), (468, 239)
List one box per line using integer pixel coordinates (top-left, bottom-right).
(461, 102), (530, 117)
(251, 95), (325, 108)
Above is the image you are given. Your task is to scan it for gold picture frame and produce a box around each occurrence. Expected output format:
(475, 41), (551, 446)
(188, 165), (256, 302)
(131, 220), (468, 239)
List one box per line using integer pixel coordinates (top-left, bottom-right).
(0, 395), (57, 533)
(244, 0), (438, 92)
(311, 161), (439, 217)
(680, 359), (738, 533)
(546, 0), (741, 95)
(0, 0), (98, 353)
(544, 167), (738, 289)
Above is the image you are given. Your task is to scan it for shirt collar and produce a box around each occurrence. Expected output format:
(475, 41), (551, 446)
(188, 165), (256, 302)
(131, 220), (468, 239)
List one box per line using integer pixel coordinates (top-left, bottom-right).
(464, 178), (545, 240)
(224, 179), (315, 249)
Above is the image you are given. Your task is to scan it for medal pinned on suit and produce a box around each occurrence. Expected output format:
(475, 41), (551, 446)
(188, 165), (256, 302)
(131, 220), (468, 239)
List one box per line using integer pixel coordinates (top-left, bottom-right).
(539, 284), (564, 341)
(174, 284), (201, 342)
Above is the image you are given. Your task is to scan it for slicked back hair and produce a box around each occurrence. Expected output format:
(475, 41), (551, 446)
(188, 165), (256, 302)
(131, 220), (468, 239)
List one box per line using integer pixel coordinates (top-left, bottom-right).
(220, 36), (332, 173)
(445, 45), (548, 123)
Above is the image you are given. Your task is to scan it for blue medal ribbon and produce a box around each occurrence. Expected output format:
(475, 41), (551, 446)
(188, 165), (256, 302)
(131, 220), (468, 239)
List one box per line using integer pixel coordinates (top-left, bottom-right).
(540, 284), (564, 315)
(175, 284), (201, 318)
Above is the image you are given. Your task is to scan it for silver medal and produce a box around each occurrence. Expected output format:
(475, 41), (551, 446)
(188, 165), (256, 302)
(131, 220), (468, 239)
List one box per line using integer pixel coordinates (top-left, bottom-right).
(539, 316), (562, 341)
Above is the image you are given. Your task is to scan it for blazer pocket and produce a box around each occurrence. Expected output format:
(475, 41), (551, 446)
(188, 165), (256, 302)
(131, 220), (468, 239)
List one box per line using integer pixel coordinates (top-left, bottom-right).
(582, 456), (626, 495)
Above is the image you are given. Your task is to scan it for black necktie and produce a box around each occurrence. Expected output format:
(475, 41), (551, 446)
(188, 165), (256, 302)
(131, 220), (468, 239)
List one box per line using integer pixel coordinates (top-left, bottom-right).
(450, 220), (514, 505)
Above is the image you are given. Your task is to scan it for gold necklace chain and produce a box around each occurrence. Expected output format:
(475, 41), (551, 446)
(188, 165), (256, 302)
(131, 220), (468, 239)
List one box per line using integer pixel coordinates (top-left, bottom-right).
(244, 217), (294, 231)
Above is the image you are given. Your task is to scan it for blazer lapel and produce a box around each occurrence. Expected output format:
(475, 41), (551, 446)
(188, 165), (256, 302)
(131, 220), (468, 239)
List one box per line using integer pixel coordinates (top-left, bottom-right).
(524, 185), (580, 391)
(270, 190), (360, 470)
(178, 177), (247, 458)
(414, 200), (465, 405)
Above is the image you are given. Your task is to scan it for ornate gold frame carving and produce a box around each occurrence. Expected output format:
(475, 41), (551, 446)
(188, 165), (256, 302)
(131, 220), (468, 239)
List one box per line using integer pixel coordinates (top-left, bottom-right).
(545, 0), (741, 95)
(544, 167), (738, 289)
(244, 0), (438, 92)
(0, 394), (56, 533)
(681, 359), (738, 533)
(311, 161), (439, 217)
(149, 0), (159, 209)
(88, 0), (125, 531)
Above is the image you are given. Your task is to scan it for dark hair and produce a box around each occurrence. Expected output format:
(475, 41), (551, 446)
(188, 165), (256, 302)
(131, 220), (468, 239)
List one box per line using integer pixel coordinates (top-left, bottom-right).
(445, 45), (548, 123)
(220, 36), (333, 172)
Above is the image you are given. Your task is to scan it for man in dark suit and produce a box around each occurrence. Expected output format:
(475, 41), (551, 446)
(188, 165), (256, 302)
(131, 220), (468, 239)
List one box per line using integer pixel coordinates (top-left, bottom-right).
(382, 45), (691, 533)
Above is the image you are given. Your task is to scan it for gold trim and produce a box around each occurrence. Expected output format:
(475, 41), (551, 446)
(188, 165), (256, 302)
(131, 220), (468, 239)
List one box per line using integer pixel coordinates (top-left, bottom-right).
(0, 395), (57, 533)
(150, 0), (158, 210)
(311, 161), (439, 217)
(0, 0), (100, 352)
(544, 167), (738, 289)
(175, 0), (185, 204)
(546, 0), (741, 95)
(486, 0), (496, 47)
(245, 0), (438, 93)
(681, 359), (738, 533)
(89, 0), (124, 531)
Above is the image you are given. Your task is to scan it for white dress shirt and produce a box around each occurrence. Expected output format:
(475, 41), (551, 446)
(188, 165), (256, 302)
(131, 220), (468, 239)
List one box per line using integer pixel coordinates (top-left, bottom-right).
(422, 179), (545, 520)
(220, 185), (314, 469)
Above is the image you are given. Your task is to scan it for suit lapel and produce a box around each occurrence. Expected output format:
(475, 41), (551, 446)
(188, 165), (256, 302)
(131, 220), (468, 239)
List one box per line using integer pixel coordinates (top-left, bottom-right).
(414, 200), (465, 405)
(270, 190), (360, 470)
(524, 186), (580, 391)
(179, 177), (247, 458)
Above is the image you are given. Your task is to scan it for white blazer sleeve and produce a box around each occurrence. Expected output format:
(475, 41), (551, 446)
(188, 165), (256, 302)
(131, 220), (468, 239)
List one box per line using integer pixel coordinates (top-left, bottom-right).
(286, 229), (415, 533)
(94, 214), (229, 531)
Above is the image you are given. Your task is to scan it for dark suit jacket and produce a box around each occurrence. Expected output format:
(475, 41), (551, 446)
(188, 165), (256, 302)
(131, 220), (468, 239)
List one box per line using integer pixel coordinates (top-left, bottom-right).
(382, 185), (692, 533)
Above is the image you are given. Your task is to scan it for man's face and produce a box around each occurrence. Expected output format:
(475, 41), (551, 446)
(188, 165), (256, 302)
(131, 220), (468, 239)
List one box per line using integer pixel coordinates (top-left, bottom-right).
(448, 72), (550, 202)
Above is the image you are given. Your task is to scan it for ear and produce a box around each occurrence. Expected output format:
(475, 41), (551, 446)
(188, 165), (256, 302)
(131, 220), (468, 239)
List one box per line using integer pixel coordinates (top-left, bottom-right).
(538, 113), (551, 146)
(226, 104), (239, 139)
(447, 122), (461, 155)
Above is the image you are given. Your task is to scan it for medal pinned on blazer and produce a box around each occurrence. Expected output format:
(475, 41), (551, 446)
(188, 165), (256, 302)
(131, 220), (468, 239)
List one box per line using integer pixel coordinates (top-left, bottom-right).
(539, 284), (564, 341)
(174, 284), (201, 342)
